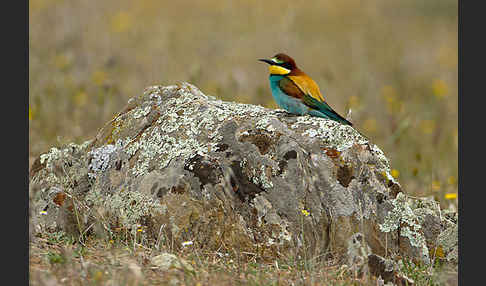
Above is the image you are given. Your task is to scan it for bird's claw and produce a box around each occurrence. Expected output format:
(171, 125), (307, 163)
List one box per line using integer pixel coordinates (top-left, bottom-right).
(273, 110), (298, 117)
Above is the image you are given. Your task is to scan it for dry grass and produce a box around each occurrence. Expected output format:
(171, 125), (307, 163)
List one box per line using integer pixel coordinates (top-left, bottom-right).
(29, 0), (458, 284)
(30, 231), (457, 286)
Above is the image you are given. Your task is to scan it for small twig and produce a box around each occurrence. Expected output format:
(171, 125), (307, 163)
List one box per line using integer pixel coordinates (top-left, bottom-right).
(385, 233), (388, 258)
(155, 224), (166, 251)
(81, 222), (95, 237)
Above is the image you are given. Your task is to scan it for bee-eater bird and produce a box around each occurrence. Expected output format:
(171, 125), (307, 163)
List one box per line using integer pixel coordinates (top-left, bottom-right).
(259, 53), (352, 126)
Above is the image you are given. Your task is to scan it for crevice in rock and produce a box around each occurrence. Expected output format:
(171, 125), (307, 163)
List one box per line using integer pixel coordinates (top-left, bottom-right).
(283, 150), (297, 160)
(337, 165), (355, 187)
(184, 155), (220, 189)
(229, 161), (265, 202)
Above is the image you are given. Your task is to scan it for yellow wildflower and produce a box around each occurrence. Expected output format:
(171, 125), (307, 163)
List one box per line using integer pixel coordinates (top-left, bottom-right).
(445, 193), (457, 200)
(391, 169), (400, 179)
(301, 209), (310, 217)
(432, 79), (449, 98)
(93, 270), (103, 281)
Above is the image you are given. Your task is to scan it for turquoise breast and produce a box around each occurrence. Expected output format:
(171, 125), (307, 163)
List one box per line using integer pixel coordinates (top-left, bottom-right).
(269, 75), (309, 115)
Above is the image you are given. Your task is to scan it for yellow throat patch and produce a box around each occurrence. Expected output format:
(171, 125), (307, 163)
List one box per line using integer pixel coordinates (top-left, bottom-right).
(269, 65), (291, 75)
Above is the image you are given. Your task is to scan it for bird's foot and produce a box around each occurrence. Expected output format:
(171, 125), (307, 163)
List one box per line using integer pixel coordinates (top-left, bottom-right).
(273, 110), (298, 117)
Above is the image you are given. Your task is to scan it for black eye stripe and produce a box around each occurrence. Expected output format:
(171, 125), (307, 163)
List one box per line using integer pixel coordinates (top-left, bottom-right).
(278, 62), (293, 70)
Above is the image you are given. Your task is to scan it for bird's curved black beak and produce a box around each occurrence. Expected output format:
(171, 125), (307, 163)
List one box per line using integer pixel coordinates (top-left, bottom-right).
(258, 59), (274, 65)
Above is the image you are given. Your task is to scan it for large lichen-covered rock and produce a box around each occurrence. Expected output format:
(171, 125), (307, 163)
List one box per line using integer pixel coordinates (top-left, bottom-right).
(29, 82), (457, 265)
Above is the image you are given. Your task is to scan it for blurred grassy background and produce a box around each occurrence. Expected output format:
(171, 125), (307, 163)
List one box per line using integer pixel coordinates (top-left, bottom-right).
(29, 0), (457, 207)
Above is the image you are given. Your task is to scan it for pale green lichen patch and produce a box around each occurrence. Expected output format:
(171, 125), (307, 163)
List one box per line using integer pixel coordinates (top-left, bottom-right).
(255, 117), (279, 133)
(437, 224), (458, 262)
(39, 141), (91, 172)
(85, 187), (161, 229)
(39, 148), (63, 170)
(33, 140), (92, 191)
(369, 144), (396, 182)
(409, 196), (440, 214)
(250, 165), (274, 189)
(379, 192), (429, 263)
(211, 99), (268, 120)
(289, 115), (369, 152)
(132, 104), (152, 119)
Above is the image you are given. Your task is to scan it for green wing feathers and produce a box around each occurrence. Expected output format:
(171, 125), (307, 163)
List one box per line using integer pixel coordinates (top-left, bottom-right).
(278, 76), (352, 126)
(303, 94), (352, 126)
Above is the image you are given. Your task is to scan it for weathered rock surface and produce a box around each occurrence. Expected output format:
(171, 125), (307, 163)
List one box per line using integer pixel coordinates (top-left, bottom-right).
(367, 254), (415, 286)
(29, 82), (457, 266)
(151, 253), (194, 272)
